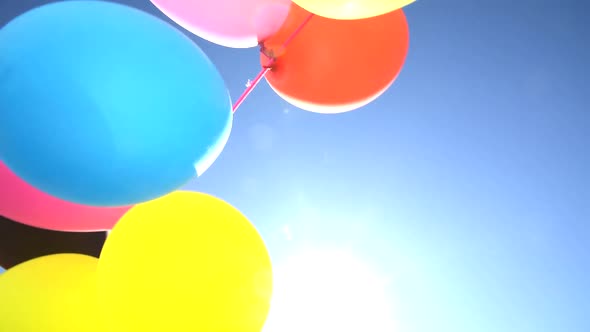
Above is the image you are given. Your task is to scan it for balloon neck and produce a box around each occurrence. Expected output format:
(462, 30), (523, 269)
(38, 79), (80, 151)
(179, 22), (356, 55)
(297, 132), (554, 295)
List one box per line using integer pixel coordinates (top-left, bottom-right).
(260, 43), (285, 68)
(260, 46), (274, 59)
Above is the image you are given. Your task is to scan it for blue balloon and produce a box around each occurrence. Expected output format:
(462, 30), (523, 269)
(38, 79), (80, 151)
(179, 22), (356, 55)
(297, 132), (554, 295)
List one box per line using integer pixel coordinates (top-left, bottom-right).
(0, 1), (232, 206)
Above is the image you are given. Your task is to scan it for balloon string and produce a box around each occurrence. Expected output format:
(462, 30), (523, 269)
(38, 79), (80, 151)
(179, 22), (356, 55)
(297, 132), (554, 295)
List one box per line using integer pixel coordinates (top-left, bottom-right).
(232, 13), (315, 113)
(282, 12), (315, 46)
(232, 68), (272, 113)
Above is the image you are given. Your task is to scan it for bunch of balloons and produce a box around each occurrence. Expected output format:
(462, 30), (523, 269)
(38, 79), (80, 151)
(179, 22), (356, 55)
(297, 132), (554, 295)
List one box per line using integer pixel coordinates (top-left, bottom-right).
(0, 0), (413, 330)
(0, 192), (273, 332)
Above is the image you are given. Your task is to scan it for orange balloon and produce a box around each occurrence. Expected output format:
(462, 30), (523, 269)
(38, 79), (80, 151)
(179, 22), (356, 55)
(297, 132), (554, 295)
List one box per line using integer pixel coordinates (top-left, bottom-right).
(260, 4), (409, 113)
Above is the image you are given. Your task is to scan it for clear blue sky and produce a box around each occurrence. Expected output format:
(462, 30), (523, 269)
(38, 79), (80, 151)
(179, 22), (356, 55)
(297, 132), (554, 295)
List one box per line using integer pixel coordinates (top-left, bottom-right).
(1, 1), (588, 331)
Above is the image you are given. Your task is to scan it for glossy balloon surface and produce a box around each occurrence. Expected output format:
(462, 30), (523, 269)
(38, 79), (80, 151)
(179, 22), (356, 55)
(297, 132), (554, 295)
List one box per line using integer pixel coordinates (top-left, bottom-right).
(152, 0), (291, 48)
(98, 191), (273, 331)
(0, 254), (102, 332)
(293, 0), (414, 20)
(0, 1), (232, 206)
(261, 5), (409, 113)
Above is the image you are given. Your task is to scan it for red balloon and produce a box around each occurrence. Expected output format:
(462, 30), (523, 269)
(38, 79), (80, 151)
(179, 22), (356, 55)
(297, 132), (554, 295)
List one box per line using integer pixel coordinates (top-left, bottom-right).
(260, 4), (409, 113)
(0, 162), (130, 232)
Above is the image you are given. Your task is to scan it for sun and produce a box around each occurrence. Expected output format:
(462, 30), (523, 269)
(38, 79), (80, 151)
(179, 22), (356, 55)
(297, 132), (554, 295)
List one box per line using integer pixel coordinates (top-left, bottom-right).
(263, 249), (396, 332)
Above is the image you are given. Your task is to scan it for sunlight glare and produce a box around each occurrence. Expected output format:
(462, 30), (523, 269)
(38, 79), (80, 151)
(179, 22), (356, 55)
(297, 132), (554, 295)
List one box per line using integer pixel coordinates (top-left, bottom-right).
(263, 249), (396, 332)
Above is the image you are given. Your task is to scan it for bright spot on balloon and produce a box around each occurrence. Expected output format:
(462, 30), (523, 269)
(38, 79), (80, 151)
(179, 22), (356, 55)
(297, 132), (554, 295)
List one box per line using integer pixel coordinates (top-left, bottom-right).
(263, 249), (396, 332)
(267, 71), (394, 114)
(193, 111), (232, 177)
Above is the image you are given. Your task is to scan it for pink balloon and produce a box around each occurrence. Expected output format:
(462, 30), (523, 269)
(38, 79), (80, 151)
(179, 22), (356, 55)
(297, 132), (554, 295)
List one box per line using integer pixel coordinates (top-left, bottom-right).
(151, 0), (292, 48)
(0, 162), (130, 232)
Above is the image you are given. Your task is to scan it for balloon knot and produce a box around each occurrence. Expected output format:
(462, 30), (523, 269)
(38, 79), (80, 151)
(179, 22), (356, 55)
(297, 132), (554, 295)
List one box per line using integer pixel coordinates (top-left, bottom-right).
(260, 45), (277, 60)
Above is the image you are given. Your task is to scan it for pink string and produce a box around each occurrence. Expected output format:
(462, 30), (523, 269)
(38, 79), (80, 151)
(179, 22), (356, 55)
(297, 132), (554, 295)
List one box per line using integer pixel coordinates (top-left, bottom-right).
(232, 13), (315, 113)
(231, 68), (272, 113)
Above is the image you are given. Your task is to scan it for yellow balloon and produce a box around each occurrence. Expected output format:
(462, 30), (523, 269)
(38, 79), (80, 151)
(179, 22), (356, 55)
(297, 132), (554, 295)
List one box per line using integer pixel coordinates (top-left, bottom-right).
(97, 191), (273, 332)
(293, 0), (415, 20)
(0, 254), (101, 332)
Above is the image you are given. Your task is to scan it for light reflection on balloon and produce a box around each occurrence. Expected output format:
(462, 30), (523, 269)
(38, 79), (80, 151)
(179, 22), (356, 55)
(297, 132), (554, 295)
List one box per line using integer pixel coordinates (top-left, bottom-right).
(151, 0), (291, 48)
(0, 1), (232, 207)
(261, 5), (409, 113)
(293, 0), (415, 20)
(97, 191), (273, 332)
